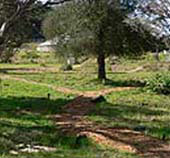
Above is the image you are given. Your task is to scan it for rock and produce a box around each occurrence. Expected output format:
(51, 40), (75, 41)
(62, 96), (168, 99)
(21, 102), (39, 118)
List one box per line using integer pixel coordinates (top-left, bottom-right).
(19, 144), (56, 153)
(20, 148), (39, 153)
(9, 150), (18, 155)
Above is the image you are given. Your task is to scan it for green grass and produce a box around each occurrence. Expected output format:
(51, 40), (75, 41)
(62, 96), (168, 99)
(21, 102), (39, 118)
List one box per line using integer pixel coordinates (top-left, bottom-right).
(87, 88), (170, 139)
(0, 79), (74, 114)
(0, 66), (148, 91)
(1, 54), (170, 157)
(1, 70), (152, 91)
(3, 55), (170, 91)
(0, 79), (138, 158)
(1, 149), (138, 158)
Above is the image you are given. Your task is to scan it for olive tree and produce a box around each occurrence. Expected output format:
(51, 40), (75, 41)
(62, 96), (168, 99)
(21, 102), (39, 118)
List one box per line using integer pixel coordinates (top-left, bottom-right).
(43, 0), (129, 79)
(43, 0), (170, 79)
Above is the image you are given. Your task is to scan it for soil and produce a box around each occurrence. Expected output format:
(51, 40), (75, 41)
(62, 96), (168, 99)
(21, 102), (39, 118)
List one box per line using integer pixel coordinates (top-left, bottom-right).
(1, 74), (170, 157)
(54, 96), (170, 158)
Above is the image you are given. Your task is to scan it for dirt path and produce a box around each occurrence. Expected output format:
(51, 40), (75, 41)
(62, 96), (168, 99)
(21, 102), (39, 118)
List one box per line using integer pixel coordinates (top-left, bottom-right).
(0, 67), (59, 73)
(0, 75), (135, 97)
(1, 74), (170, 157)
(54, 96), (170, 158)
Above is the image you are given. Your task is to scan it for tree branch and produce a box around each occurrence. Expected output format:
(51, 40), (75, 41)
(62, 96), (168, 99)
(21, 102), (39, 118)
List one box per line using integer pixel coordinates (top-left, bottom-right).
(43, 0), (72, 7)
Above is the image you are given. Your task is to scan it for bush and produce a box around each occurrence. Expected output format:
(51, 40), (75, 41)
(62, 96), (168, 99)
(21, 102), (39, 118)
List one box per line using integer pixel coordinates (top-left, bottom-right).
(146, 73), (170, 94)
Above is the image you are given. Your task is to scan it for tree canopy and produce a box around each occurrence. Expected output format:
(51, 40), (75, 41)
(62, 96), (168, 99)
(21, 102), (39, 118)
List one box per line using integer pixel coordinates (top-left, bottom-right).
(0, 0), (70, 61)
(43, 0), (170, 79)
(1, 0), (170, 79)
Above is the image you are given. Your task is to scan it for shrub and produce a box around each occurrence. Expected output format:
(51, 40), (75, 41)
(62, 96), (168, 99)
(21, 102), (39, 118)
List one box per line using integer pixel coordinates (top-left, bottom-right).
(146, 72), (170, 94)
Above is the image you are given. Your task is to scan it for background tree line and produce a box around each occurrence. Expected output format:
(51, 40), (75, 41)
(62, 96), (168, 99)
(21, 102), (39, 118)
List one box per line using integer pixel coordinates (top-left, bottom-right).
(43, 0), (170, 79)
(1, 0), (170, 79)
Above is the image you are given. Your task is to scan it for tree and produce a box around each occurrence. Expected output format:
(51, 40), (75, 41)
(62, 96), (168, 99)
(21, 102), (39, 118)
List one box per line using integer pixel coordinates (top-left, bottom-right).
(126, 0), (170, 60)
(43, 0), (170, 79)
(43, 0), (131, 79)
(43, 0), (166, 79)
(0, 0), (71, 62)
(0, 0), (37, 61)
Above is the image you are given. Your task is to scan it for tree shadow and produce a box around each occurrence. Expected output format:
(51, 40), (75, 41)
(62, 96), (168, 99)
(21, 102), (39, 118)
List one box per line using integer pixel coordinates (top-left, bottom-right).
(89, 78), (145, 88)
(92, 128), (170, 157)
(104, 78), (145, 87)
(88, 101), (170, 130)
(87, 100), (170, 157)
(90, 102), (169, 118)
(0, 96), (75, 154)
(0, 96), (72, 115)
(88, 100), (170, 138)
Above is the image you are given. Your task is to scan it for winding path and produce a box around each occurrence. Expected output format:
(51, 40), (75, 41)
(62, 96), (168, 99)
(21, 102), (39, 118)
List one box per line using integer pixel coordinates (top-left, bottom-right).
(54, 96), (170, 158)
(1, 74), (170, 157)
(0, 74), (135, 97)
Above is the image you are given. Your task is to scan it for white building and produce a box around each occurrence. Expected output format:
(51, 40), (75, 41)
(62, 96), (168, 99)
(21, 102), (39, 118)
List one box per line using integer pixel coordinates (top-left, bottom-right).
(36, 39), (58, 52)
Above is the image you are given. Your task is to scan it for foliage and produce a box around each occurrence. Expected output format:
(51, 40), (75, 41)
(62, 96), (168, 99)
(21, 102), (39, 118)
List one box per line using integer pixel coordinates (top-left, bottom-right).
(43, 1), (127, 55)
(146, 73), (170, 94)
(42, 0), (130, 79)
(42, 0), (170, 79)
(8, 43), (60, 64)
(0, 0), (50, 62)
(21, 51), (40, 63)
(42, 2), (93, 63)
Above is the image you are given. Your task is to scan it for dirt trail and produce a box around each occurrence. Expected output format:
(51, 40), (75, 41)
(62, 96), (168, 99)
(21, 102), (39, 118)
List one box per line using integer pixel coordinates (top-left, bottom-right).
(54, 96), (170, 158)
(0, 67), (59, 73)
(0, 75), (135, 97)
(1, 74), (170, 157)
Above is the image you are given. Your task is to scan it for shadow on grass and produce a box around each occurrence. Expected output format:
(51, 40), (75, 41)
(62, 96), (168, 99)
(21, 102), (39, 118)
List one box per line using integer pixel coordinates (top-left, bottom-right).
(0, 96), (80, 154)
(87, 100), (170, 157)
(0, 68), (77, 75)
(0, 96), (72, 114)
(88, 100), (170, 138)
(89, 78), (145, 88)
(0, 120), (79, 154)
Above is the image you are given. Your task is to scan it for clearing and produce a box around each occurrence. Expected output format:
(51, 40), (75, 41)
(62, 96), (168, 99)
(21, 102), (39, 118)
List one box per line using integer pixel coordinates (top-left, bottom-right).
(0, 56), (170, 158)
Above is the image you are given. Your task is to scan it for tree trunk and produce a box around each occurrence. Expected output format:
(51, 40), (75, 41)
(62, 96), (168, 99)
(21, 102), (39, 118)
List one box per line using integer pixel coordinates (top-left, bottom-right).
(97, 53), (106, 80)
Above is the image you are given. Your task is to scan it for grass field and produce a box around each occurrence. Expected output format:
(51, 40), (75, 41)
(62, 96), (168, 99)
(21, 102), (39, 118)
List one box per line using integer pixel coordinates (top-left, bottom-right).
(0, 54), (170, 158)
(0, 80), (138, 158)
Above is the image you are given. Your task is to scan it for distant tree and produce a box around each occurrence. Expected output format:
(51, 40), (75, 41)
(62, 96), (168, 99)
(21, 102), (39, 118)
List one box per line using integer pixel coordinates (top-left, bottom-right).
(0, 0), (37, 61)
(42, 2), (90, 65)
(43, 0), (130, 79)
(43, 0), (169, 79)
(127, 0), (170, 60)
(1, 0), (170, 65)
(0, 0), (69, 62)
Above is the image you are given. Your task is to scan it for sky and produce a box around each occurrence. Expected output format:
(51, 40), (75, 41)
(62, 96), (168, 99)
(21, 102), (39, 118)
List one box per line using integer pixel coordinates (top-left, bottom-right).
(40, 0), (49, 3)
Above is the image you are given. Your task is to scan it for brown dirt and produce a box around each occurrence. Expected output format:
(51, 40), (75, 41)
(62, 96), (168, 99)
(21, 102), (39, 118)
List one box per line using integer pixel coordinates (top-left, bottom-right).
(0, 75), (135, 97)
(53, 96), (170, 158)
(1, 74), (170, 157)
(0, 67), (59, 73)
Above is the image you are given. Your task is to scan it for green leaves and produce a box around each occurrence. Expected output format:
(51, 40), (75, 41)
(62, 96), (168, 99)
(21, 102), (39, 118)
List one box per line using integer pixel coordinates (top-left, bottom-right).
(146, 72), (170, 94)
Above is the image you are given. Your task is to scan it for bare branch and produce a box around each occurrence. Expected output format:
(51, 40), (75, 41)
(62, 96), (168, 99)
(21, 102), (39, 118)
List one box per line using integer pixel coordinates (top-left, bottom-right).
(43, 0), (72, 6)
